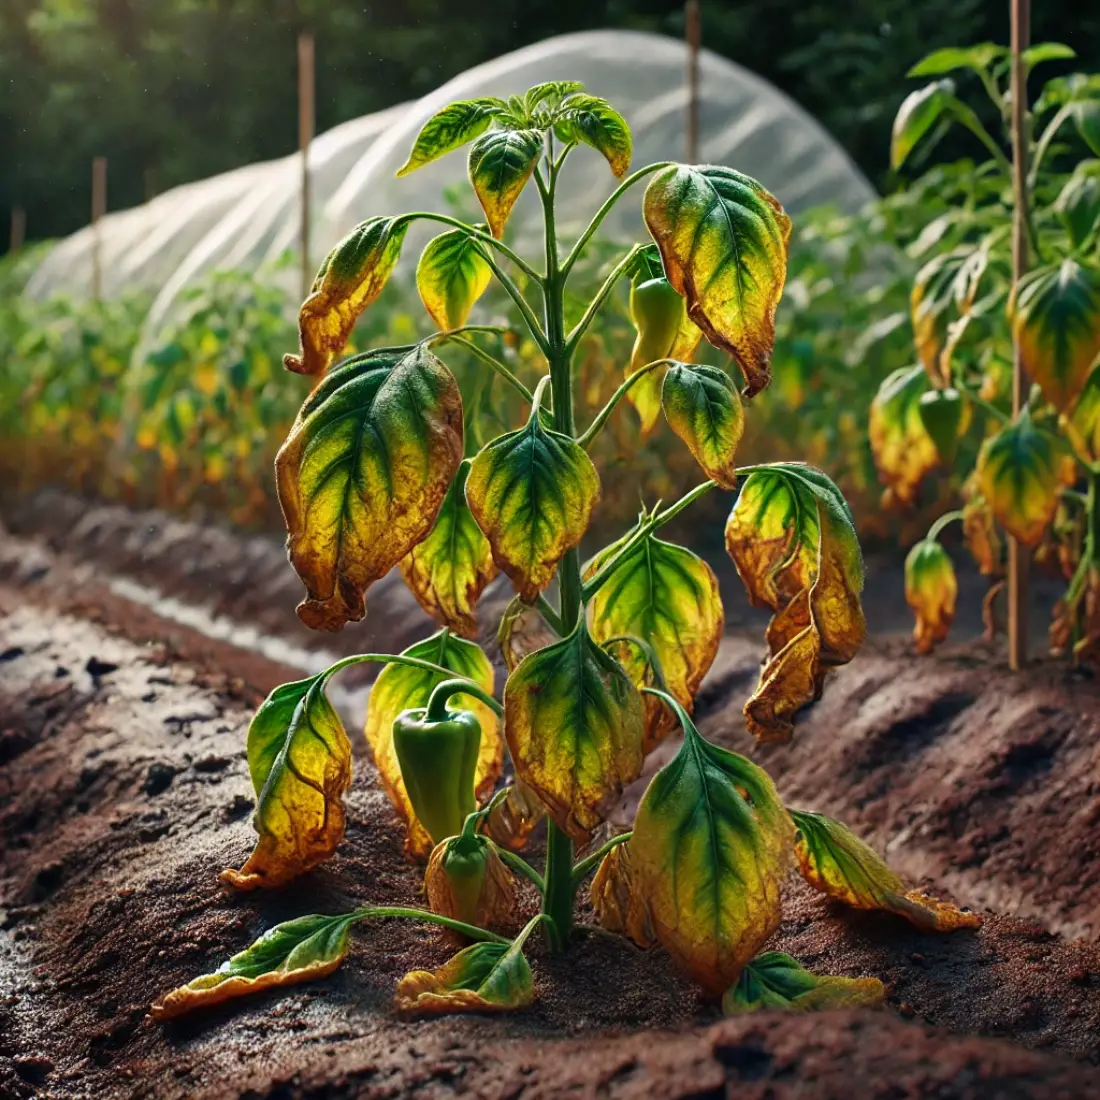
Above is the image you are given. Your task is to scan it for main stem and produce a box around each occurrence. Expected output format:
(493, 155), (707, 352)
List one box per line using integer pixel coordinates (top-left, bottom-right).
(539, 153), (579, 953)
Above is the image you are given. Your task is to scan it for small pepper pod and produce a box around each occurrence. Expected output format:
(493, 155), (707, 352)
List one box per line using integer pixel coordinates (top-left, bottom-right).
(629, 275), (688, 375)
(424, 832), (518, 940)
(392, 705), (481, 847)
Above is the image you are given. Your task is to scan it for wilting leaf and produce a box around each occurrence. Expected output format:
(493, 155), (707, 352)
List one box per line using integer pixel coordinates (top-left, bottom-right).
(424, 833), (517, 935)
(395, 938), (534, 1017)
(503, 620), (644, 844)
(905, 539), (957, 654)
(398, 98), (506, 176)
(722, 951), (885, 1015)
(415, 230), (493, 331)
(589, 840), (656, 948)
(631, 701), (794, 995)
(602, 638), (679, 754)
(1011, 260), (1100, 412)
(466, 405), (600, 601)
(869, 365), (940, 508)
(496, 596), (559, 674)
(483, 779), (546, 851)
(1054, 165), (1100, 249)
(468, 128), (544, 237)
(962, 477), (1003, 576)
(284, 217), (409, 377)
(1065, 365), (1100, 464)
(643, 165), (791, 398)
(221, 679), (351, 890)
(661, 363), (744, 488)
(524, 80), (585, 113)
(976, 410), (1077, 546)
(725, 464), (865, 742)
(364, 630), (501, 860)
(400, 461), (497, 639)
(792, 810), (981, 932)
(585, 525), (723, 752)
(891, 80), (955, 170)
(151, 911), (360, 1020)
(554, 93), (632, 177)
(277, 343), (463, 631)
(910, 249), (973, 382)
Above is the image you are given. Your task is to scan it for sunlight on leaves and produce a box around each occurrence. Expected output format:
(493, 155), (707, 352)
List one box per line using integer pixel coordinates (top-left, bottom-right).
(468, 128), (544, 237)
(891, 80), (955, 171)
(661, 363), (744, 488)
(553, 94), (632, 177)
(395, 938), (534, 1017)
(398, 99), (507, 176)
(415, 229), (493, 331)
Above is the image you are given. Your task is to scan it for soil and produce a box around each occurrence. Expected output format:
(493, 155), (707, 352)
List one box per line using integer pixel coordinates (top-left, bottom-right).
(2, 495), (1100, 1100)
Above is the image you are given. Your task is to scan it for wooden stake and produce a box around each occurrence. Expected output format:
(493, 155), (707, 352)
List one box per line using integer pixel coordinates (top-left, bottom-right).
(685, 0), (701, 163)
(91, 156), (107, 300)
(1008, 0), (1031, 670)
(298, 31), (316, 301)
(10, 206), (26, 254)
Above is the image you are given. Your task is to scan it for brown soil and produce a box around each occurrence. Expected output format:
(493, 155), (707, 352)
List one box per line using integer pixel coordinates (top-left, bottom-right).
(2, 503), (1100, 1099)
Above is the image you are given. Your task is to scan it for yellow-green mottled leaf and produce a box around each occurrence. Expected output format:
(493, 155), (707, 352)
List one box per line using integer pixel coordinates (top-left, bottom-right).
(151, 911), (360, 1020)
(1065, 365), (1100, 464)
(961, 477), (1003, 576)
(468, 128), (544, 237)
(221, 679), (351, 890)
(905, 539), (957, 654)
(1011, 260), (1100, 412)
(276, 343), (464, 631)
(284, 217), (408, 377)
(869, 365), (940, 508)
(397, 98), (507, 176)
(589, 840), (656, 948)
(415, 229), (493, 331)
(643, 165), (791, 398)
(722, 951), (885, 1015)
(496, 596), (559, 674)
(661, 363), (744, 488)
(891, 80), (955, 170)
(553, 94), (632, 177)
(976, 411), (1077, 546)
(400, 461), (497, 639)
(483, 779), (546, 852)
(364, 630), (502, 861)
(792, 810), (982, 932)
(631, 698), (794, 995)
(524, 80), (584, 114)
(395, 937), (534, 1017)
(503, 621), (644, 845)
(466, 407), (600, 602)
(910, 249), (979, 382)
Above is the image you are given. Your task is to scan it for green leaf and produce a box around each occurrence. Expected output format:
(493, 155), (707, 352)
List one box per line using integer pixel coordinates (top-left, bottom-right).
(1022, 43), (1076, 71)
(503, 620), (644, 845)
(907, 44), (1006, 78)
(397, 98), (507, 176)
(221, 679), (352, 890)
(643, 165), (791, 398)
(1054, 163), (1100, 248)
(465, 405), (600, 601)
(524, 80), (584, 114)
(553, 94), (632, 177)
(284, 216), (408, 377)
(661, 363), (744, 488)
(722, 951), (885, 1015)
(276, 343), (464, 632)
(395, 937), (533, 1017)
(891, 80), (956, 171)
(151, 911), (360, 1020)
(468, 128), (544, 238)
(1012, 260), (1100, 412)
(630, 700), (794, 995)
(415, 230), (492, 332)
(1072, 100), (1100, 157)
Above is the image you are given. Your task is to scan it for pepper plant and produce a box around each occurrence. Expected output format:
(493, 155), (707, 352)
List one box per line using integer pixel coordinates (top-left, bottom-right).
(872, 44), (1100, 657)
(153, 82), (979, 1022)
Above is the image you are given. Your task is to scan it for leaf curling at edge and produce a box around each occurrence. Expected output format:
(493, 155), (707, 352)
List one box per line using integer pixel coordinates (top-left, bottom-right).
(722, 951), (885, 1015)
(397, 98), (508, 176)
(467, 128), (545, 238)
(589, 839), (656, 948)
(661, 362), (744, 488)
(415, 229), (493, 332)
(869, 365), (940, 509)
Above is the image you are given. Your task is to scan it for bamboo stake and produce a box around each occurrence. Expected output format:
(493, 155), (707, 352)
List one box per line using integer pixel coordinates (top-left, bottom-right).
(685, 0), (701, 163)
(91, 156), (107, 301)
(10, 207), (26, 254)
(1008, 0), (1030, 670)
(298, 31), (316, 301)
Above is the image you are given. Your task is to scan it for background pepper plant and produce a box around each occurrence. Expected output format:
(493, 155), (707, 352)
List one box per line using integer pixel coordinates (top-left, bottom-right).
(153, 82), (980, 1023)
(872, 43), (1100, 659)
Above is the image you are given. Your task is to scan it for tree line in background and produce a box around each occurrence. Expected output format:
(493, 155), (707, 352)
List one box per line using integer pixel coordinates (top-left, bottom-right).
(2, 0), (1099, 251)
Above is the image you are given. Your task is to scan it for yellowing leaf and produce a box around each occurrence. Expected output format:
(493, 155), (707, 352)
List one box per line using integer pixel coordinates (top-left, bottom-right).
(400, 461), (497, 639)
(910, 250), (972, 383)
(553, 94), (632, 177)
(630, 695), (794, 995)
(1012, 260), (1100, 412)
(589, 840), (656, 948)
(466, 404), (600, 601)
(284, 217), (408, 377)
(643, 165), (791, 398)
(962, 474), (1003, 577)
(397, 98), (507, 176)
(151, 911), (360, 1020)
(415, 229), (493, 331)
(891, 80), (955, 170)
(221, 678), (351, 890)
(1064, 365), (1100, 465)
(869, 366), (939, 508)
(364, 630), (502, 861)
(395, 937), (534, 1017)
(661, 363), (744, 488)
(424, 834), (518, 935)
(792, 810), (982, 932)
(483, 779), (546, 852)
(276, 344), (464, 631)
(468, 128), (544, 237)
(496, 596), (559, 674)
(976, 411), (1077, 546)
(503, 621), (644, 845)
(722, 951), (885, 1015)
(905, 539), (957, 654)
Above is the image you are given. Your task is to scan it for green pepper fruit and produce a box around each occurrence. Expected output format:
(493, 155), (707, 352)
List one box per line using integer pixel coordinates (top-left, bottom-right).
(629, 275), (687, 373)
(392, 706), (481, 846)
(918, 388), (964, 465)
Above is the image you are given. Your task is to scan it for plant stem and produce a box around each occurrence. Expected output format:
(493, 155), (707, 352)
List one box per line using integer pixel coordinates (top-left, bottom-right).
(435, 334), (534, 403)
(404, 212), (541, 282)
(565, 243), (642, 354)
(425, 677), (504, 721)
(320, 651), (481, 690)
(494, 847), (546, 893)
(928, 509), (965, 542)
(356, 905), (509, 944)
(576, 358), (671, 448)
(535, 594), (565, 635)
(571, 831), (632, 884)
